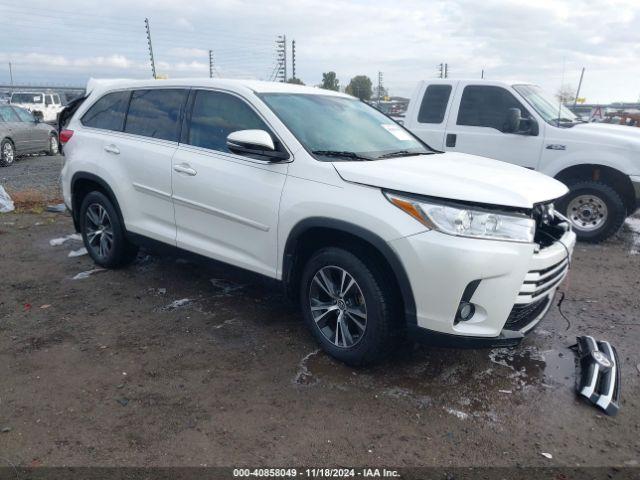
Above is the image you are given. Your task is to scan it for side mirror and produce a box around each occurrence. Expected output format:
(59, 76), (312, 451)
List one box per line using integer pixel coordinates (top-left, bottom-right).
(226, 130), (289, 162)
(33, 111), (43, 123)
(505, 108), (521, 133)
(505, 108), (538, 136)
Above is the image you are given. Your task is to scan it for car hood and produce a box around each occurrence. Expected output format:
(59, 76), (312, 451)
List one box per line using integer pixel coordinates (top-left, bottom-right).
(333, 152), (568, 209)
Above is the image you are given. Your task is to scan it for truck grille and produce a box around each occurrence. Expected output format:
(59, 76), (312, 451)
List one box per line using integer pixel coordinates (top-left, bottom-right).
(516, 257), (569, 305)
(505, 296), (551, 331)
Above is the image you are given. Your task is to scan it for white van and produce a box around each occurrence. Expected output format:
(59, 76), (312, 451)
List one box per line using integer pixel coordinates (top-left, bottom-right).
(59, 78), (575, 365)
(10, 91), (63, 123)
(402, 80), (640, 242)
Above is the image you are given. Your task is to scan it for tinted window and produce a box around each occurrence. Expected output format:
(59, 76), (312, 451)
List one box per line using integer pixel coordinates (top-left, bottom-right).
(457, 86), (530, 131)
(418, 85), (452, 123)
(188, 90), (270, 152)
(11, 93), (42, 104)
(13, 107), (34, 122)
(124, 89), (187, 142)
(0, 106), (20, 122)
(45, 95), (53, 106)
(82, 91), (130, 131)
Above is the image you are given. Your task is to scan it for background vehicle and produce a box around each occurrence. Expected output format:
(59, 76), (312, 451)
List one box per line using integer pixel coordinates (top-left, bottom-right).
(402, 79), (640, 242)
(60, 79), (574, 365)
(10, 91), (63, 123)
(0, 105), (58, 166)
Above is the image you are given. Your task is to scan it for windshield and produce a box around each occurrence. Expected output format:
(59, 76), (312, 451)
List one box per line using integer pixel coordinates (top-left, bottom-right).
(259, 93), (432, 160)
(513, 84), (578, 125)
(11, 93), (43, 104)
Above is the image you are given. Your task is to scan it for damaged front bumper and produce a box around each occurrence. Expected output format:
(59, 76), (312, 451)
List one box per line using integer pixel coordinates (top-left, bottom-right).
(576, 336), (621, 416)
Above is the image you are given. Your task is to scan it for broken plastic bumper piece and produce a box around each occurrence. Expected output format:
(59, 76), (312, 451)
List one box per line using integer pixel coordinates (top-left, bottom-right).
(576, 336), (621, 416)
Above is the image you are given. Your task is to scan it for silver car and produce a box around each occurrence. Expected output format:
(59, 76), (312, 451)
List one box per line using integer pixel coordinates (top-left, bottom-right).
(0, 105), (58, 167)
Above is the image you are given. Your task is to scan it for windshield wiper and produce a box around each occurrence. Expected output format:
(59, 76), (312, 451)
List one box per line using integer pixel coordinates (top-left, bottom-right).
(312, 150), (373, 161)
(377, 150), (428, 159)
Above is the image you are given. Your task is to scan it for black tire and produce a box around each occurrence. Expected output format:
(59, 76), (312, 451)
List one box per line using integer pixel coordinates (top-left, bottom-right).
(556, 180), (626, 243)
(79, 191), (138, 268)
(0, 139), (15, 167)
(46, 133), (58, 156)
(299, 247), (400, 366)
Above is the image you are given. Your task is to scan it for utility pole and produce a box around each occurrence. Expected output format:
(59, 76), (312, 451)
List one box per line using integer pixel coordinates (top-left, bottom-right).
(209, 50), (214, 78)
(573, 67), (585, 108)
(291, 40), (296, 80)
(144, 18), (157, 79)
(8, 62), (13, 92)
(444, 63), (448, 78)
(377, 71), (383, 106)
(481, 69), (484, 79)
(275, 35), (287, 82)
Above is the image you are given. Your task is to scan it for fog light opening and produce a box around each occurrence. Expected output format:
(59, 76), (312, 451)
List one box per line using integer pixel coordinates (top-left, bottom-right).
(456, 301), (476, 323)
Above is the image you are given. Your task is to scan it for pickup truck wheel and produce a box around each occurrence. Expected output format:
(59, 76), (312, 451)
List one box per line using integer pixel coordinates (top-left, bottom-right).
(0, 139), (15, 167)
(300, 247), (399, 366)
(556, 180), (626, 243)
(79, 191), (138, 268)
(46, 134), (58, 156)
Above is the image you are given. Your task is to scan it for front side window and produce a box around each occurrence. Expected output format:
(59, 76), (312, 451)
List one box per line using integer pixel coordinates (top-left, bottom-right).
(124, 89), (188, 142)
(187, 90), (270, 152)
(11, 93), (42, 104)
(45, 95), (53, 106)
(418, 84), (452, 124)
(260, 93), (432, 160)
(13, 107), (35, 122)
(0, 105), (20, 122)
(81, 91), (130, 131)
(457, 86), (531, 132)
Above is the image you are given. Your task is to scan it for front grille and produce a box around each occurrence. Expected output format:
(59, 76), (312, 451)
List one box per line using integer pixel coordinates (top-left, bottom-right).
(516, 256), (569, 304)
(505, 296), (550, 331)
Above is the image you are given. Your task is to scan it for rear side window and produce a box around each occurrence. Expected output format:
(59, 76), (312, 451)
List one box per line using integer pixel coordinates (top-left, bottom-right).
(82, 91), (130, 131)
(418, 85), (452, 124)
(187, 90), (269, 152)
(457, 85), (529, 131)
(124, 89), (188, 142)
(0, 106), (20, 122)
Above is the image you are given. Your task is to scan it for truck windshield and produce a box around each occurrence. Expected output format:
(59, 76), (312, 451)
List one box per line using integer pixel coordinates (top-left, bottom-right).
(11, 93), (43, 104)
(259, 93), (432, 161)
(513, 84), (578, 126)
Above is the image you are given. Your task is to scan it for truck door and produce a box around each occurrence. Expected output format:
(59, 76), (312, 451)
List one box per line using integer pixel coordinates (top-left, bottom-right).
(407, 82), (456, 150)
(444, 84), (544, 169)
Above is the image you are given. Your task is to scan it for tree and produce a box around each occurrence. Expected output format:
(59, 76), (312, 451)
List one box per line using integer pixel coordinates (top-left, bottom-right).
(345, 75), (373, 101)
(287, 77), (305, 85)
(320, 71), (339, 91)
(555, 84), (576, 105)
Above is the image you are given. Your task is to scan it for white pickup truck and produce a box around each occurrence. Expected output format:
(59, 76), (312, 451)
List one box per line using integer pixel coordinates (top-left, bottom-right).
(402, 79), (640, 242)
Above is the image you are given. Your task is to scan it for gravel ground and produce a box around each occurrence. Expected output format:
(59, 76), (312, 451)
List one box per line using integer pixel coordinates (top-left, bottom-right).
(0, 154), (64, 199)
(0, 155), (639, 470)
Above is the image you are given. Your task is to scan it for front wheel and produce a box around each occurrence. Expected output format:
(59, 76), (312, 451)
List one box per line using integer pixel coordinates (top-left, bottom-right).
(556, 180), (626, 243)
(299, 247), (400, 366)
(79, 191), (138, 268)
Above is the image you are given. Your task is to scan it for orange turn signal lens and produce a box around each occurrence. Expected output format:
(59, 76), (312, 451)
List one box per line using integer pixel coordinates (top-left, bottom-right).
(388, 196), (430, 227)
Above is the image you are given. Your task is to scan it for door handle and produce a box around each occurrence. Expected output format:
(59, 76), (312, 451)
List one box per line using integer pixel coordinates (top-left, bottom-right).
(445, 133), (457, 148)
(104, 144), (120, 155)
(173, 164), (197, 176)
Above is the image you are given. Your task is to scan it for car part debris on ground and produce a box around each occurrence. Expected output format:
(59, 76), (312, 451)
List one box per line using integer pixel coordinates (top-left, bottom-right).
(0, 186), (14, 213)
(574, 336), (621, 416)
(72, 268), (106, 280)
(68, 247), (88, 257)
(49, 233), (81, 246)
(46, 203), (66, 213)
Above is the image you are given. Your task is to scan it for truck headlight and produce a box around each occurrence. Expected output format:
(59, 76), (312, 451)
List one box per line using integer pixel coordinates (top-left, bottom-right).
(385, 192), (535, 243)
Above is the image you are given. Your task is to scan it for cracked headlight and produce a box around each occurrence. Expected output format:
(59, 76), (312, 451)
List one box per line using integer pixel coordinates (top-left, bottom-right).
(385, 192), (535, 243)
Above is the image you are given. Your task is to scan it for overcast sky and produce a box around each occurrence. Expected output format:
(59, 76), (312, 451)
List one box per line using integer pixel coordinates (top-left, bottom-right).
(0, 0), (638, 103)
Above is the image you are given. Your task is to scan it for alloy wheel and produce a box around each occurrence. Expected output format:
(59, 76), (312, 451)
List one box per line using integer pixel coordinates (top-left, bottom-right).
(85, 203), (114, 259)
(567, 195), (608, 232)
(2, 142), (14, 164)
(309, 266), (367, 348)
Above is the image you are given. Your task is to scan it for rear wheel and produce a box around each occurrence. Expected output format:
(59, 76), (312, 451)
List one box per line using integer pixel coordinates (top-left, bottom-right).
(0, 139), (15, 167)
(46, 134), (58, 156)
(79, 191), (138, 268)
(556, 180), (626, 243)
(300, 247), (400, 366)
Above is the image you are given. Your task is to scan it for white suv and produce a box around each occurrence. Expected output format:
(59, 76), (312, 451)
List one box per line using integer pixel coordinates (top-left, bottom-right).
(59, 79), (576, 365)
(10, 91), (63, 123)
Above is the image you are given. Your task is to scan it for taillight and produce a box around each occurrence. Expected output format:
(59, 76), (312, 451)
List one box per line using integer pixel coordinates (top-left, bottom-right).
(59, 129), (74, 144)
